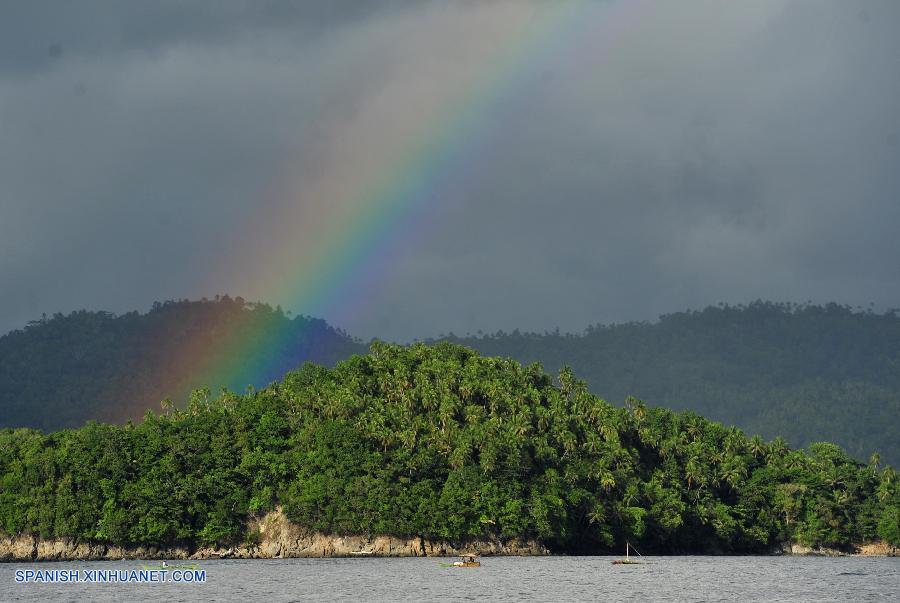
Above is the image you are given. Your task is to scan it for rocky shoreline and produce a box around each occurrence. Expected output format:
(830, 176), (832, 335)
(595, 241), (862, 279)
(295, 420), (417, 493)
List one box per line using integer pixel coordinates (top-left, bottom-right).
(775, 541), (896, 557)
(0, 508), (548, 562)
(0, 508), (894, 562)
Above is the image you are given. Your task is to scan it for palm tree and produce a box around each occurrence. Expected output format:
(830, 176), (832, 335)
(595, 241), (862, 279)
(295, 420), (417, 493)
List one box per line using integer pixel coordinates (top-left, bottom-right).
(869, 452), (881, 473)
(749, 435), (766, 460)
(625, 397), (647, 422)
(686, 423), (702, 441)
(587, 504), (607, 525)
(767, 437), (789, 463)
(599, 471), (616, 491)
(721, 463), (747, 489)
(685, 460), (702, 490)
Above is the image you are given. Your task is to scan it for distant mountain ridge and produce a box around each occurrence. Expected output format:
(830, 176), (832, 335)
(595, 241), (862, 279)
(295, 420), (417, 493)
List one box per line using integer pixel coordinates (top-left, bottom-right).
(0, 297), (364, 430)
(1, 299), (898, 464)
(446, 302), (900, 465)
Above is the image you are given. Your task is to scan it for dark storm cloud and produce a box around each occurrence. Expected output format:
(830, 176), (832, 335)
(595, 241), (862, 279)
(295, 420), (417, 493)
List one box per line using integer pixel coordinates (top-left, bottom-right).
(1, 0), (898, 340)
(0, 0), (411, 76)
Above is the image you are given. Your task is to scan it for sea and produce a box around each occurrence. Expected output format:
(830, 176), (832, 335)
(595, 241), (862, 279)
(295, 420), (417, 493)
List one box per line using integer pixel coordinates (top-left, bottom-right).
(1, 556), (898, 602)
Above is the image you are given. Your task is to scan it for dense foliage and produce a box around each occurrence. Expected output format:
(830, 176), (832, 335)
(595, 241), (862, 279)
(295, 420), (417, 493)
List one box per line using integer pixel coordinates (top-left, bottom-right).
(1, 343), (896, 553)
(3, 300), (899, 465)
(449, 302), (900, 465)
(0, 297), (362, 430)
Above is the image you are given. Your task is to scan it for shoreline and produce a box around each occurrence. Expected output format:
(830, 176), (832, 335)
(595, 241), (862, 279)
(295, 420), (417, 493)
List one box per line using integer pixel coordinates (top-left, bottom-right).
(0, 534), (550, 563)
(2, 539), (895, 562)
(1, 508), (895, 562)
(1, 508), (548, 562)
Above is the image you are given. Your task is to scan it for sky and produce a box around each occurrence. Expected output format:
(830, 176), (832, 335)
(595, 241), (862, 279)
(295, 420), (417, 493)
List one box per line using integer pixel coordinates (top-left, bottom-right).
(1, 0), (898, 341)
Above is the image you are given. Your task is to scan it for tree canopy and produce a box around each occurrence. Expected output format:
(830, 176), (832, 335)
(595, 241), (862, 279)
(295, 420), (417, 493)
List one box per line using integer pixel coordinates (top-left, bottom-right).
(2, 299), (898, 465)
(1, 343), (896, 553)
(447, 301), (900, 465)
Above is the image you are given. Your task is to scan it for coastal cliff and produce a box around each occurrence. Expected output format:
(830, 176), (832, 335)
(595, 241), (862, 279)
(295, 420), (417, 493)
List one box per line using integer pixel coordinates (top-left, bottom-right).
(777, 541), (896, 557)
(0, 508), (549, 562)
(1, 507), (894, 561)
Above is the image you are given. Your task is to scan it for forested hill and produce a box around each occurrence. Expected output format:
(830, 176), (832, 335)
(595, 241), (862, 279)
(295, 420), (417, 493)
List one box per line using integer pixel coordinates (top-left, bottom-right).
(2, 300), (899, 465)
(0, 297), (364, 431)
(449, 302), (900, 466)
(1, 343), (897, 554)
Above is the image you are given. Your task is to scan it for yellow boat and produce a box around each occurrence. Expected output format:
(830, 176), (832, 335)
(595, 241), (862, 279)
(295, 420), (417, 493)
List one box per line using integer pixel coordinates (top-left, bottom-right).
(451, 554), (481, 568)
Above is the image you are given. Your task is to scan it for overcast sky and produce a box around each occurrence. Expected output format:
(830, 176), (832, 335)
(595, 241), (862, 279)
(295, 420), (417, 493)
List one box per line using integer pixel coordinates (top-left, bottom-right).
(1, 0), (898, 341)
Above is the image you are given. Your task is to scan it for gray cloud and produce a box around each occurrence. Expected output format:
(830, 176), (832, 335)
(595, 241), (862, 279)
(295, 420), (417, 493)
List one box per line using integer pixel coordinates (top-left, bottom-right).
(1, 0), (898, 340)
(0, 1), (411, 76)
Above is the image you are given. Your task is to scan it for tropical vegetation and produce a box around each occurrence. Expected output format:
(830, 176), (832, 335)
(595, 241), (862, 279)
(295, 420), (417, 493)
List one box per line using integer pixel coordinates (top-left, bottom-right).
(1, 343), (896, 553)
(2, 300), (898, 466)
(448, 301), (900, 465)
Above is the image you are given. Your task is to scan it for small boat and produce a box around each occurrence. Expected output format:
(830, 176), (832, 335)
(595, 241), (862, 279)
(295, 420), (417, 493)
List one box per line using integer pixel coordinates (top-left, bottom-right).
(446, 554), (480, 568)
(141, 561), (199, 571)
(611, 542), (641, 565)
(349, 550), (375, 556)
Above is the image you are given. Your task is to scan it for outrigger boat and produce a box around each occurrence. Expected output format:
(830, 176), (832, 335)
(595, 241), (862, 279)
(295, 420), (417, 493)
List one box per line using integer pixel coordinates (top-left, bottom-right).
(611, 542), (641, 565)
(442, 554), (481, 568)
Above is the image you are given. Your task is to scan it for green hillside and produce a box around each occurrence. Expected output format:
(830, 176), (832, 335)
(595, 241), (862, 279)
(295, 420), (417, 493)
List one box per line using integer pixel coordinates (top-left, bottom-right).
(0, 297), (364, 431)
(452, 302), (900, 465)
(1, 343), (896, 553)
(2, 300), (898, 465)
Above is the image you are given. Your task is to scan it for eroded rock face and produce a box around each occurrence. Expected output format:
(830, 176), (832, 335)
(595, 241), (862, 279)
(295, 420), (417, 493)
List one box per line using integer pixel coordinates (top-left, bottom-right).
(857, 541), (896, 556)
(779, 541), (897, 557)
(4, 512), (897, 561)
(0, 535), (195, 562)
(2, 519), (896, 560)
(213, 507), (549, 559)
(0, 507), (549, 561)
(0, 535), (36, 561)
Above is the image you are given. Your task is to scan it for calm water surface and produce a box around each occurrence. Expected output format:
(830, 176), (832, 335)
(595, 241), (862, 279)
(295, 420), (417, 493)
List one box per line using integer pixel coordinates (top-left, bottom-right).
(2, 556), (898, 602)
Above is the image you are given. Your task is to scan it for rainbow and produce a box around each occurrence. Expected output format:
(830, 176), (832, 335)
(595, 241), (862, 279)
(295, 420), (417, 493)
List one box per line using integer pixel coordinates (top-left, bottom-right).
(161, 0), (641, 403)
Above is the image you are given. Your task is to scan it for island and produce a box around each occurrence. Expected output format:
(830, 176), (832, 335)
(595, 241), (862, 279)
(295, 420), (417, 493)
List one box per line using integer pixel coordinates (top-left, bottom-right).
(1, 343), (897, 560)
